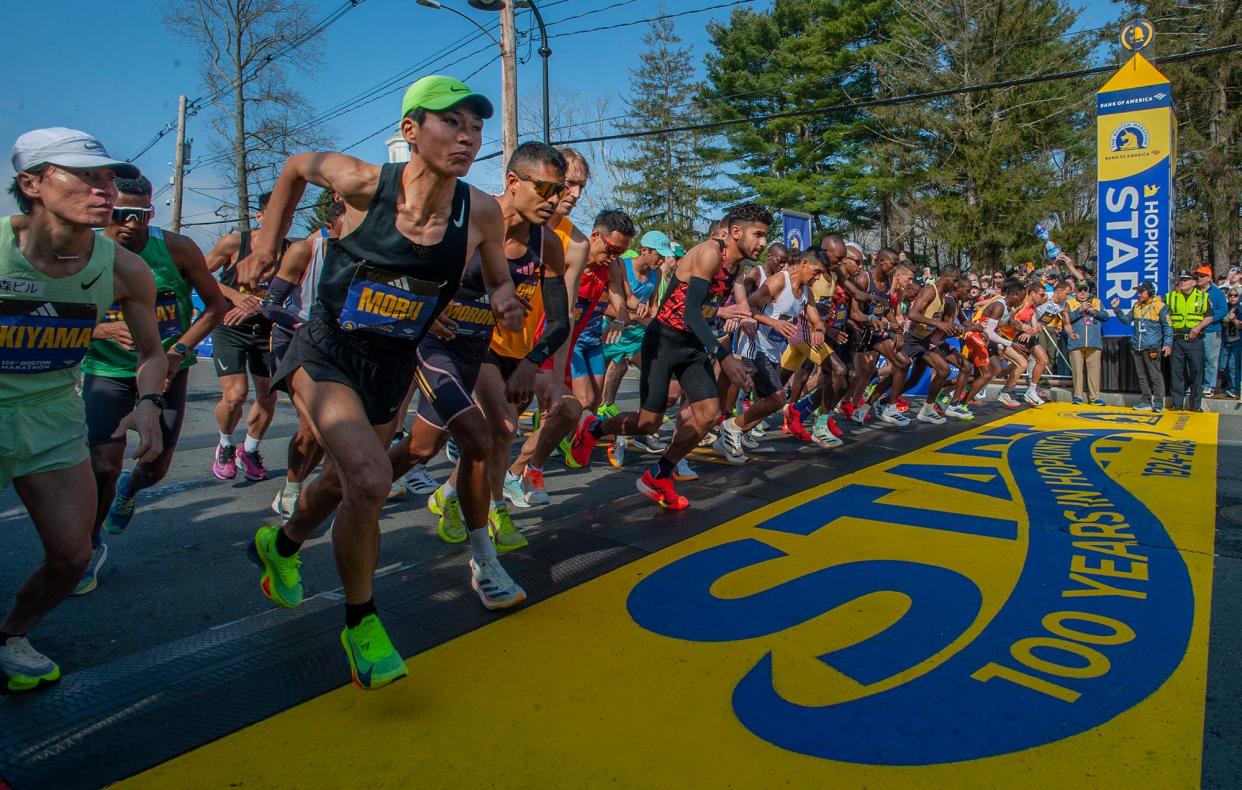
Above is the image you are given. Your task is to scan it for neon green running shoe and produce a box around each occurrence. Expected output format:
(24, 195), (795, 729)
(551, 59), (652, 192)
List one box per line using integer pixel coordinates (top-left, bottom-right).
(428, 485), (466, 543)
(246, 525), (303, 608)
(488, 504), (528, 552)
(340, 614), (408, 690)
(596, 402), (620, 419)
(560, 436), (583, 469)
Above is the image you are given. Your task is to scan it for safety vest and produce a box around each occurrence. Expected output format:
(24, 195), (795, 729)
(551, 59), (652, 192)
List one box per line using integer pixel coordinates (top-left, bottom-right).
(1165, 289), (1208, 330)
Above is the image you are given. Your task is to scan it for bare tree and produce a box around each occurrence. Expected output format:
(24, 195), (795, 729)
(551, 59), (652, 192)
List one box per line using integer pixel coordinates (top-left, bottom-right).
(165, 0), (334, 231)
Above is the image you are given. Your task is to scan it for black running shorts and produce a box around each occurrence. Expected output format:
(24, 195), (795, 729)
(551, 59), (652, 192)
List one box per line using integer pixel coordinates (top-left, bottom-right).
(414, 335), (487, 430)
(483, 348), (523, 381)
(84, 368), (190, 448)
(638, 321), (718, 412)
(212, 324), (273, 378)
(271, 316), (417, 426)
(269, 325), (295, 371)
(902, 333), (937, 361)
(742, 356), (782, 398)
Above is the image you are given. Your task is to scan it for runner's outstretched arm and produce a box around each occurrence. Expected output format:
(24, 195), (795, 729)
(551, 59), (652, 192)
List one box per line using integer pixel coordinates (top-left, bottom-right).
(239, 152), (378, 287)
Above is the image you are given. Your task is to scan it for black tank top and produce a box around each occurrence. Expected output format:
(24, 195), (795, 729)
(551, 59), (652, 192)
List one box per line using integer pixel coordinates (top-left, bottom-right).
(217, 230), (287, 333)
(442, 223), (542, 343)
(316, 163), (471, 345)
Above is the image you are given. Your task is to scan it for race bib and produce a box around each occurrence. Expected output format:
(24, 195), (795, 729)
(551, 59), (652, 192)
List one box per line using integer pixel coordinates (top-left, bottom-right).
(0, 298), (97, 374)
(338, 264), (443, 341)
(103, 289), (183, 340)
(440, 293), (495, 339)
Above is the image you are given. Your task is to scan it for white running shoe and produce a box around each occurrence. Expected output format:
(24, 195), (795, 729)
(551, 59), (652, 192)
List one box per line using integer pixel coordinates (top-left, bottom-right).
(811, 416), (843, 448)
(916, 404), (947, 425)
(1023, 386), (1045, 407)
(740, 428), (760, 449)
(750, 421), (768, 438)
(998, 392), (1021, 409)
(851, 404), (871, 425)
(0, 636), (60, 692)
(272, 489), (297, 523)
(877, 404), (909, 426)
(396, 464), (440, 495)
(944, 403), (975, 421)
(712, 434), (747, 464)
(469, 556), (527, 610)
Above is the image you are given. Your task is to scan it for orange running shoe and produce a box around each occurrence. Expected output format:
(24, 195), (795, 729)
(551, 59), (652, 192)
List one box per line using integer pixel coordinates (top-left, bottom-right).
(636, 470), (689, 510)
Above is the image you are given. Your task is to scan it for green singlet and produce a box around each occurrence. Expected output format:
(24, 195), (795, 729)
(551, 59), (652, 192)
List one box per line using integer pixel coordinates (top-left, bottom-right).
(82, 225), (194, 377)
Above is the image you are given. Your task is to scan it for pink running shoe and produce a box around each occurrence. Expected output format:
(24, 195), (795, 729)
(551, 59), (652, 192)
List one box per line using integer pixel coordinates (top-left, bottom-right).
(236, 448), (269, 481)
(212, 444), (237, 480)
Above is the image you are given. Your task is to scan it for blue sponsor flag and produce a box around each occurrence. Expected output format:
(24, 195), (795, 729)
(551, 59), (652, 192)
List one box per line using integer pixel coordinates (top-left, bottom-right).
(780, 210), (812, 256)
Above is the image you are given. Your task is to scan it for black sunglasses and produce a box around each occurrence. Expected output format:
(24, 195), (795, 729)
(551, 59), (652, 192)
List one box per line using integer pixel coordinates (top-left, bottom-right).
(112, 207), (154, 224)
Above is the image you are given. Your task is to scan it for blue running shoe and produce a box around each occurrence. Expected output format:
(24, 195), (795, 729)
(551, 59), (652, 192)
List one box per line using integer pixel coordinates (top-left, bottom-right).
(103, 470), (137, 535)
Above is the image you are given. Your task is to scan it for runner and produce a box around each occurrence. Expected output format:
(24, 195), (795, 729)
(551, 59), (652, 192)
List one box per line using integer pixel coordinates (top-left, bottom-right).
(76, 175), (228, 594)
(258, 197), (344, 521)
(967, 279), (1029, 409)
(601, 232), (668, 468)
(845, 248), (911, 426)
(716, 248), (829, 462)
(507, 207), (633, 505)
(235, 76), (526, 690)
(901, 266), (962, 425)
(934, 278), (991, 419)
(457, 142), (570, 541)
(204, 191), (286, 482)
(1008, 282), (1052, 406)
(1, 128), (166, 691)
(568, 204), (770, 509)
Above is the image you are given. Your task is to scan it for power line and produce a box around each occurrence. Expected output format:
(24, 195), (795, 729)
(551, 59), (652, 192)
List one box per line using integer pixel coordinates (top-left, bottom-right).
(550, 0), (757, 39)
(546, 42), (1242, 147)
(181, 198), (333, 228)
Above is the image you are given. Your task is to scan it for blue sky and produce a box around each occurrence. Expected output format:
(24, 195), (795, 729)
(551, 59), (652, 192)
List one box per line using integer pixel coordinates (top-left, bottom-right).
(4, 0), (1124, 247)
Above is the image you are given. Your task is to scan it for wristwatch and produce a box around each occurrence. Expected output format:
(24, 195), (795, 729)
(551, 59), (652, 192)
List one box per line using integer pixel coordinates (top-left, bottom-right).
(171, 342), (191, 356)
(138, 393), (167, 411)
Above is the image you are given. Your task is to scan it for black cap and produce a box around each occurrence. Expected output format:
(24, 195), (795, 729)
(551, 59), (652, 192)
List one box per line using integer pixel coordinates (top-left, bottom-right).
(1177, 270), (1195, 281)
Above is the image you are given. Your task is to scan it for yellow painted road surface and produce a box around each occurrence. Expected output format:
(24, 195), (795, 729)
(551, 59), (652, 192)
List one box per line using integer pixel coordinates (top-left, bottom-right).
(125, 408), (1217, 789)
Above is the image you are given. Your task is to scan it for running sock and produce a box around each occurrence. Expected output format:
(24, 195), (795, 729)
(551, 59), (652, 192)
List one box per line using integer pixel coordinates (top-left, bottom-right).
(654, 457), (677, 479)
(219, 432), (234, 447)
(275, 528), (302, 558)
(345, 598), (377, 629)
(588, 419), (607, 440)
(795, 393), (818, 415)
(0, 631), (24, 641)
(490, 499), (505, 511)
(243, 435), (261, 454)
(468, 527), (497, 562)
(526, 463), (542, 474)
(442, 481), (457, 499)
(504, 470), (520, 484)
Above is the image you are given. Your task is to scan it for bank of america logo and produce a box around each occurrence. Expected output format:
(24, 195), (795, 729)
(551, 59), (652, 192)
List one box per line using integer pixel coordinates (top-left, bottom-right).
(31, 303), (60, 317)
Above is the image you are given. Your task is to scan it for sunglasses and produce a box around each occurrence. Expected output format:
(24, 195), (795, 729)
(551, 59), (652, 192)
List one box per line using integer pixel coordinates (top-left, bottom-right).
(512, 172), (566, 200)
(112, 206), (154, 224)
(597, 235), (628, 256)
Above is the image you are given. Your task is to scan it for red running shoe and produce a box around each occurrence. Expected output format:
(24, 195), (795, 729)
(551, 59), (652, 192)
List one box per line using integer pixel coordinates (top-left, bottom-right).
(786, 408), (812, 442)
(839, 399), (857, 419)
(826, 417), (844, 438)
(568, 414), (599, 468)
(637, 470), (689, 510)
(894, 397), (911, 413)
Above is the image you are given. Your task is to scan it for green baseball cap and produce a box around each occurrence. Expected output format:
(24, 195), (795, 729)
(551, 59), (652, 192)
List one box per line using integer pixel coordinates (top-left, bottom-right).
(401, 75), (494, 120)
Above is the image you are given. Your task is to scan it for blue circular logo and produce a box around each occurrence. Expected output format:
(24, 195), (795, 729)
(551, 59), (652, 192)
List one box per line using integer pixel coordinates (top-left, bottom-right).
(1110, 122), (1149, 153)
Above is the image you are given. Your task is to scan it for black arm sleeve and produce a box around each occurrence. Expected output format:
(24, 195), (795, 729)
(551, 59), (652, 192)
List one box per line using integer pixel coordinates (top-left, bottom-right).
(259, 276), (304, 330)
(684, 276), (728, 361)
(526, 275), (570, 365)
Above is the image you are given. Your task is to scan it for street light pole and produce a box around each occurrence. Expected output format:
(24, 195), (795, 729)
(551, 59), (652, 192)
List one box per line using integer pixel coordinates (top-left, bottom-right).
(469, 0), (551, 144)
(414, 0), (499, 44)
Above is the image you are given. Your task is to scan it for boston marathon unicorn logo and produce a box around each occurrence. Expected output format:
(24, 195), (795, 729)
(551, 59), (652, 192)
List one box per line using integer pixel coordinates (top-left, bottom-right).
(1110, 122), (1149, 153)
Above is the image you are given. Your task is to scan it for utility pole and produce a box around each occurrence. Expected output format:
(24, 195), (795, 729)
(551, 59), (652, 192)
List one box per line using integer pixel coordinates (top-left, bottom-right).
(500, 1), (518, 166)
(170, 95), (188, 233)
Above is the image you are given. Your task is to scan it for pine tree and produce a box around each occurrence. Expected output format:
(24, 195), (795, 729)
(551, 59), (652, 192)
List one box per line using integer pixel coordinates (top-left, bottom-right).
(702, 0), (899, 239)
(867, 0), (1100, 272)
(613, 11), (731, 242)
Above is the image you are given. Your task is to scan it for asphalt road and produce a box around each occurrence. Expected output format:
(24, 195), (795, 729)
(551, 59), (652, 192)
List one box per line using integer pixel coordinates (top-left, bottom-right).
(1, 363), (1239, 787)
